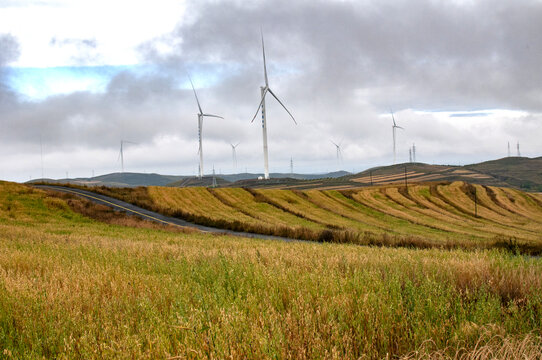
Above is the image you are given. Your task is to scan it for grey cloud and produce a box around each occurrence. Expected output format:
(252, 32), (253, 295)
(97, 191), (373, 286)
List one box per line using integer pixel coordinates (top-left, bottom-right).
(3, 0), (542, 181)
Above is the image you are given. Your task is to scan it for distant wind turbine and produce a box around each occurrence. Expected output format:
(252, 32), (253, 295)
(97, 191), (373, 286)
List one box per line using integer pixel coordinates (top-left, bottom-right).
(517, 141), (521, 157)
(250, 29), (297, 180)
(118, 140), (137, 173)
(230, 142), (240, 171)
(189, 75), (223, 178)
(391, 111), (404, 164)
(330, 140), (343, 163)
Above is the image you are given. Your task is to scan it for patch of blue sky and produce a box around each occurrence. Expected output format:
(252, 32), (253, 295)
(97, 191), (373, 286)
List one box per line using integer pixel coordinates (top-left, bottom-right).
(6, 64), (152, 100)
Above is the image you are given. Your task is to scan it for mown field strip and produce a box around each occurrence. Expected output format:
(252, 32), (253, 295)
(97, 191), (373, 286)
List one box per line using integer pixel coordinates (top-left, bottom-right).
(210, 188), (324, 231)
(76, 181), (542, 248)
(498, 188), (542, 223)
(347, 188), (460, 241)
(436, 183), (542, 241)
(148, 187), (262, 226)
(382, 187), (495, 239)
(255, 189), (380, 233)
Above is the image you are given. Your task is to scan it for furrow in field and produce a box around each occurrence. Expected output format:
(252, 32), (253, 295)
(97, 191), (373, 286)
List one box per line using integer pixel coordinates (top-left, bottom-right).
(382, 187), (493, 239)
(435, 183), (541, 241)
(495, 188), (542, 223)
(209, 188), (324, 231)
(347, 187), (462, 241)
(406, 185), (527, 239)
(147, 187), (262, 226)
(325, 189), (447, 238)
(472, 185), (542, 231)
(254, 189), (379, 233)
(301, 190), (391, 234)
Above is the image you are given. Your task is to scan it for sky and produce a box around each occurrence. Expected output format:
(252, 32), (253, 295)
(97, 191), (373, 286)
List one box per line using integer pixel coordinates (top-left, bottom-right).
(1, 0), (541, 182)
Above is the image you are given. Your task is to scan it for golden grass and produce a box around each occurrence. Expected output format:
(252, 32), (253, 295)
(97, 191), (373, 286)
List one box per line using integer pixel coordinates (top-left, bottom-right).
(67, 181), (542, 253)
(1, 181), (542, 358)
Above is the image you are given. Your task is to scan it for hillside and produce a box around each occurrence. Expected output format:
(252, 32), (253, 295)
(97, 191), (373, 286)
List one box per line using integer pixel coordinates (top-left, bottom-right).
(25, 157), (541, 191)
(466, 157), (542, 191)
(88, 181), (542, 252)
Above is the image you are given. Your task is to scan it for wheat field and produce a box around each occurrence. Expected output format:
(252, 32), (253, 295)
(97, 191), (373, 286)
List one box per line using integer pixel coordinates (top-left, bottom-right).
(87, 181), (542, 253)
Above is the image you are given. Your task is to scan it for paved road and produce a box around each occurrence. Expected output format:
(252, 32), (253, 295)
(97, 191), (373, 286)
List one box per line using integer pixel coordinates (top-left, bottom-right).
(35, 185), (294, 242)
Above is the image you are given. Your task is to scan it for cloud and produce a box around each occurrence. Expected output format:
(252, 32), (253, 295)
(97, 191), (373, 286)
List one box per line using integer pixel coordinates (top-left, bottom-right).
(2, 0), (542, 181)
(0, 33), (20, 104)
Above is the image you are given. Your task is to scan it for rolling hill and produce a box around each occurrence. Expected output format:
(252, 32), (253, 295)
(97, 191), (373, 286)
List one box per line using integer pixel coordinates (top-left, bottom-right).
(27, 157), (541, 191)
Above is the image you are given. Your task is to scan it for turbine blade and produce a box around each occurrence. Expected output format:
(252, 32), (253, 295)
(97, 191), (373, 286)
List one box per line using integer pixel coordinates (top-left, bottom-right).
(396, 126), (404, 130)
(235, 142), (240, 147)
(330, 140), (338, 147)
(202, 114), (224, 119)
(189, 75), (203, 115)
(250, 88), (268, 123)
(268, 88), (297, 124)
(261, 28), (269, 87)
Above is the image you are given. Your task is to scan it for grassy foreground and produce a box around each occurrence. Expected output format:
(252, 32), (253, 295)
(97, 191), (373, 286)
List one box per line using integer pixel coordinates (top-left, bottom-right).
(1, 181), (542, 358)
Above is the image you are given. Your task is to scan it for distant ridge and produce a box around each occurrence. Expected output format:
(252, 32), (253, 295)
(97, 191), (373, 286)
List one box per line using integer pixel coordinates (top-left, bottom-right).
(26, 157), (542, 192)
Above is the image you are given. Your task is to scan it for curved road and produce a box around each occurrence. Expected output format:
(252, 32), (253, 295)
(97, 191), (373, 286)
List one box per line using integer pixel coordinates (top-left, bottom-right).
(35, 185), (294, 242)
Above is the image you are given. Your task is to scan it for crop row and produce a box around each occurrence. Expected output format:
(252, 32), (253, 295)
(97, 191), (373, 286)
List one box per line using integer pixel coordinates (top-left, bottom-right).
(90, 182), (542, 253)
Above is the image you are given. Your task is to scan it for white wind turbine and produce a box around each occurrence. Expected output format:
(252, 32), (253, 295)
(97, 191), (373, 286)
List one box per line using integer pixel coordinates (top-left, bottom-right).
(231, 142), (240, 171)
(391, 111), (404, 164)
(331, 140), (343, 163)
(250, 30), (297, 180)
(118, 140), (137, 173)
(189, 76), (223, 178)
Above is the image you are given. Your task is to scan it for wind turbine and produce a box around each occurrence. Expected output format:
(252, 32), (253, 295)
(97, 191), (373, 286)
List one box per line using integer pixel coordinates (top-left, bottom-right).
(118, 140), (136, 173)
(331, 140), (343, 163)
(230, 142), (240, 171)
(189, 76), (223, 178)
(250, 30), (297, 180)
(391, 111), (404, 164)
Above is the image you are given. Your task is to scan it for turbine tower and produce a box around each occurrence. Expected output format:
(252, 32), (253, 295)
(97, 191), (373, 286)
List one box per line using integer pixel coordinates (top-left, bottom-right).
(508, 142), (511, 157)
(391, 111), (404, 164)
(189, 76), (223, 178)
(230, 142), (240, 171)
(517, 141), (521, 157)
(250, 30), (297, 180)
(119, 140), (136, 173)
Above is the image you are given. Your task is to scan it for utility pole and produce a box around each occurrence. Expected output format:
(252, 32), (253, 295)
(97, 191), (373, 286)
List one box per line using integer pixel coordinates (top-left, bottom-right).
(370, 171), (373, 186)
(404, 166), (408, 189)
(474, 187), (478, 218)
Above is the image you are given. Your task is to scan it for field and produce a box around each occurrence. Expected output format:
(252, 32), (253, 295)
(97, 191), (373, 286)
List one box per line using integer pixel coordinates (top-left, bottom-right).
(1, 181), (542, 359)
(88, 181), (542, 254)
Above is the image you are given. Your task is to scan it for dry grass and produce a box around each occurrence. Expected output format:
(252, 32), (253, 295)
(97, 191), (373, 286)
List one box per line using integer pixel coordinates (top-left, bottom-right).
(1, 181), (542, 358)
(60, 181), (542, 254)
